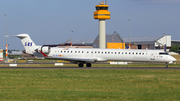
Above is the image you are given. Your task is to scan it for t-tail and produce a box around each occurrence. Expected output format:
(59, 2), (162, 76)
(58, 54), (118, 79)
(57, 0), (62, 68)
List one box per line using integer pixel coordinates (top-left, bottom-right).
(16, 34), (39, 54)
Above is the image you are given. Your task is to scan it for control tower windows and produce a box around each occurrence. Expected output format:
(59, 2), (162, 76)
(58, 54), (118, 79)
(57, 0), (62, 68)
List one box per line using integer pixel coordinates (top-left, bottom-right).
(99, 7), (103, 10)
(96, 7), (108, 10)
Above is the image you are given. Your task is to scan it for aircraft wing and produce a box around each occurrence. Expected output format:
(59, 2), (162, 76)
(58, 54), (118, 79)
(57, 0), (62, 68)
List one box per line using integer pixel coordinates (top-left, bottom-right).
(45, 56), (95, 63)
(38, 50), (95, 63)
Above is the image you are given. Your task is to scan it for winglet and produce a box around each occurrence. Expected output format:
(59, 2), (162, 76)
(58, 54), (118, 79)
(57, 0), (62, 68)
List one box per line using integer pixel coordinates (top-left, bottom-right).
(39, 50), (48, 57)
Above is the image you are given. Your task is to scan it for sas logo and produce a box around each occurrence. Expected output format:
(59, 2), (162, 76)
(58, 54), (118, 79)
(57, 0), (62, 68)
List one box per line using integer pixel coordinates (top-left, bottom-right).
(25, 42), (33, 46)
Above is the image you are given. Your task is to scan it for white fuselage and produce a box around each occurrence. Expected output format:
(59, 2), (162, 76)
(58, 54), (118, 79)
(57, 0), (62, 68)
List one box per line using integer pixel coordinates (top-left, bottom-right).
(14, 33), (176, 67)
(39, 47), (176, 63)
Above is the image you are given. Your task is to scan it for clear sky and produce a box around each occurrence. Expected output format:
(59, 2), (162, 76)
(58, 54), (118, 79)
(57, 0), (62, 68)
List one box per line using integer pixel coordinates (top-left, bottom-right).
(0, 0), (180, 50)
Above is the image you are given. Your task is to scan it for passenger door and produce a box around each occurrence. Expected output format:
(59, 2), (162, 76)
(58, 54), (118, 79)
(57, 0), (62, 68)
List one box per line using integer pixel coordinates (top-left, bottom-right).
(150, 52), (155, 60)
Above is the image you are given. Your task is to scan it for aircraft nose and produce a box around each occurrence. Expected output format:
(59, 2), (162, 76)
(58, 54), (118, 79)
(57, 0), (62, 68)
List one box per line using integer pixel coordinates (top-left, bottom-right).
(171, 57), (176, 61)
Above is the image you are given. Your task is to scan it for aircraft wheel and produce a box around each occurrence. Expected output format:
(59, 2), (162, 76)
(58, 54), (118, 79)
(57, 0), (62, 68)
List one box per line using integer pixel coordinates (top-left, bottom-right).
(86, 63), (91, 67)
(78, 63), (84, 67)
(165, 62), (168, 68)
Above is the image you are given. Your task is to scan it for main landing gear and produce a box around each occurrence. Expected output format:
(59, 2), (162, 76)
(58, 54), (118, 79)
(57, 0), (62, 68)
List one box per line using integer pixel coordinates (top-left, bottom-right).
(78, 63), (92, 67)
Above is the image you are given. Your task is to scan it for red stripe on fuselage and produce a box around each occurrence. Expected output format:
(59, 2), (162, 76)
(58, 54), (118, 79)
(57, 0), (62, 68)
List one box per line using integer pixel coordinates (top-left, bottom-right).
(39, 50), (48, 57)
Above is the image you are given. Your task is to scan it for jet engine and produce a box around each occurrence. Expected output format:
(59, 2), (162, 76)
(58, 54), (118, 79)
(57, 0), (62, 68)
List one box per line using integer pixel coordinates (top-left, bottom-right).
(37, 46), (51, 54)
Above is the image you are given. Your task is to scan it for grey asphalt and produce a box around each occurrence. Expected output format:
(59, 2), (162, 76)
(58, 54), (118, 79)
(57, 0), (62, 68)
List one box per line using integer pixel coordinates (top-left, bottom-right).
(0, 67), (180, 70)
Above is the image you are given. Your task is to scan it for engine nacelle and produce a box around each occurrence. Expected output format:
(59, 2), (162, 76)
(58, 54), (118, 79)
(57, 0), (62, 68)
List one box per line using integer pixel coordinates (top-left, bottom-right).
(37, 46), (51, 54)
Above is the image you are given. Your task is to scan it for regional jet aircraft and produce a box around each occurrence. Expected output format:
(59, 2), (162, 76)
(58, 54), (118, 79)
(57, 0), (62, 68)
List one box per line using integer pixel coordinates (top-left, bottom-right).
(14, 34), (176, 67)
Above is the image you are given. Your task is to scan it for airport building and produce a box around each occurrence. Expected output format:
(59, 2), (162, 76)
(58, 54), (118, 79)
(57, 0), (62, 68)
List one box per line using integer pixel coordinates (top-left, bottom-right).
(61, 33), (171, 51)
(123, 35), (171, 51)
(171, 40), (180, 46)
(43, 32), (172, 51)
(63, 32), (125, 49)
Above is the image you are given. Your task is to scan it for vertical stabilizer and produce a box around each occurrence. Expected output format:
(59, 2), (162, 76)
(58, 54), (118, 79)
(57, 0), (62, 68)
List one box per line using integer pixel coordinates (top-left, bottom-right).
(16, 34), (38, 54)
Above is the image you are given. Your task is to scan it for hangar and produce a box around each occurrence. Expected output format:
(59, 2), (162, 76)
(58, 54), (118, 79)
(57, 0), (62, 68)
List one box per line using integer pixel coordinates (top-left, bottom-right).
(63, 31), (125, 49)
(123, 35), (171, 51)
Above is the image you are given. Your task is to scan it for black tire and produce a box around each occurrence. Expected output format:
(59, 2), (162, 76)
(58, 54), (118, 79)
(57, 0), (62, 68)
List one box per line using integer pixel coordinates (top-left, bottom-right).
(165, 62), (168, 68)
(78, 63), (84, 67)
(86, 63), (91, 67)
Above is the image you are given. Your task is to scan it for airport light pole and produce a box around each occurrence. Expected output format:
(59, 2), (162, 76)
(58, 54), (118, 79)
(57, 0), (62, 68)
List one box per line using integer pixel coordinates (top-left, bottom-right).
(70, 30), (73, 47)
(163, 33), (167, 52)
(129, 19), (131, 49)
(5, 14), (8, 62)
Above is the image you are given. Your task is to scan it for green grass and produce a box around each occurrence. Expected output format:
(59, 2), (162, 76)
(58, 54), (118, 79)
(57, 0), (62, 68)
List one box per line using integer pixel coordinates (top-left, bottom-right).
(0, 69), (180, 100)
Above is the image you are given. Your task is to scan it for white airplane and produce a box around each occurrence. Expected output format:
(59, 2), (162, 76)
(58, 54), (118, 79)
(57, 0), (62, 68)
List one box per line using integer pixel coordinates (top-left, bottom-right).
(15, 34), (176, 67)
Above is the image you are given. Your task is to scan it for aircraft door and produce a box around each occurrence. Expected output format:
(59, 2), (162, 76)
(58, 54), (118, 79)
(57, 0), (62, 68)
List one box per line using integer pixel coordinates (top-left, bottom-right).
(150, 52), (155, 60)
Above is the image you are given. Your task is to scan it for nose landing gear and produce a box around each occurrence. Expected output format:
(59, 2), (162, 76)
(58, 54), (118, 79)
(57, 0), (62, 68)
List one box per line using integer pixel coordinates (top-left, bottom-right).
(165, 62), (168, 68)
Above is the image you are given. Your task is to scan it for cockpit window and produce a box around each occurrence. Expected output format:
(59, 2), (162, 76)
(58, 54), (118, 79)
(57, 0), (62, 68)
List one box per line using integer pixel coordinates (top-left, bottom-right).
(159, 52), (168, 55)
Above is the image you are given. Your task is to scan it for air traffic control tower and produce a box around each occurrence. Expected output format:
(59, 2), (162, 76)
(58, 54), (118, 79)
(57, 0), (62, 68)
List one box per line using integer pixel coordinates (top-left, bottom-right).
(94, 1), (110, 49)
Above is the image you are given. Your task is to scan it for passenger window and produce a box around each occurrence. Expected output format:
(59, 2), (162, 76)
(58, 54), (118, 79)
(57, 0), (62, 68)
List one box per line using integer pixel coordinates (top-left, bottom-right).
(111, 52), (113, 54)
(132, 52), (134, 54)
(122, 52), (123, 54)
(75, 51), (77, 53)
(125, 52), (127, 54)
(71, 51), (73, 53)
(61, 51), (62, 53)
(82, 51), (84, 53)
(139, 53), (141, 55)
(129, 52), (131, 54)
(108, 52), (110, 54)
(136, 52), (138, 55)
(98, 51), (100, 54)
(92, 51), (93, 54)
(102, 52), (103, 54)
(118, 52), (120, 54)
(67, 51), (69, 53)
(115, 52), (116, 54)
(64, 51), (66, 53)
(105, 52), (107, 54)
(78, 51), (80, 53)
